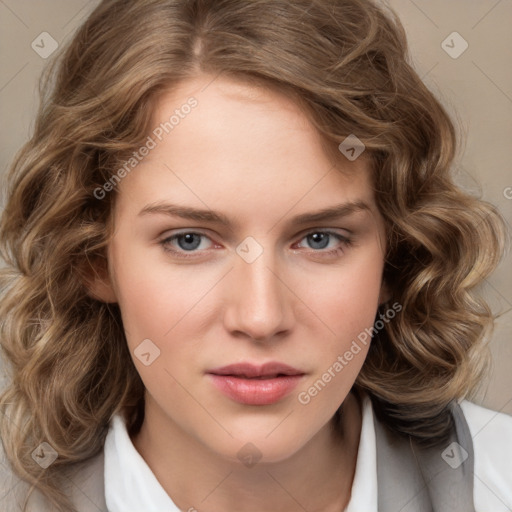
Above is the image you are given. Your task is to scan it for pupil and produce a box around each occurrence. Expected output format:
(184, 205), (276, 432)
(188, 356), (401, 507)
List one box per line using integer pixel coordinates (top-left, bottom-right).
(309, 233), (329, 249)
(178, 233), (201, 251)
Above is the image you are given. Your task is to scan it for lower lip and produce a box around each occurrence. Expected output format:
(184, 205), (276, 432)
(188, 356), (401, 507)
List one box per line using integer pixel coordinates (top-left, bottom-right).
(207, 374), (304, 405)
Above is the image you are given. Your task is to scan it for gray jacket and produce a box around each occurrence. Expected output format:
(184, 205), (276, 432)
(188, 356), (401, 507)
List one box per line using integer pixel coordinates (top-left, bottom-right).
(2, 400), (474, 512)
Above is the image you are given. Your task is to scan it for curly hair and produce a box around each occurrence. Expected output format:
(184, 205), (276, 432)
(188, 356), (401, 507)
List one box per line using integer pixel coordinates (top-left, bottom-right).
(0, 0), (508, 510)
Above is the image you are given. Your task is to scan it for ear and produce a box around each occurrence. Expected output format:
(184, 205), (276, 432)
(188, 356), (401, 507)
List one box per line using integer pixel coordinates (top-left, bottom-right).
(80, 256), (118, 303)
(378, 279), (391, 306)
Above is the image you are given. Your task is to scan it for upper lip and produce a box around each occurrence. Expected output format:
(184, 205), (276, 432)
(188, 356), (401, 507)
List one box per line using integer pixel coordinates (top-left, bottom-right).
(207, 362), (304, 378)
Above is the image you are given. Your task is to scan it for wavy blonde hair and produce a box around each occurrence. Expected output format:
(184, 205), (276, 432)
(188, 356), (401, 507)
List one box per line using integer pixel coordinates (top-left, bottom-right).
(0, 0), (508, 510)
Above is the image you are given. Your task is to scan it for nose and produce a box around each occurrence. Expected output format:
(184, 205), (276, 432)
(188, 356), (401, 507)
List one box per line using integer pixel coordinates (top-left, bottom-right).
(222, 247), (294, 342)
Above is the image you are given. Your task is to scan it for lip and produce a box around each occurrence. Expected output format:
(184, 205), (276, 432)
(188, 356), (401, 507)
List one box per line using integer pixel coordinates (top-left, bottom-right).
(207, 362), (305, 405)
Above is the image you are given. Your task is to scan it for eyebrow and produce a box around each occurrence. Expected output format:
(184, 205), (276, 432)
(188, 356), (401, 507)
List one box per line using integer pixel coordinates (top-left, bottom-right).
(138, 200), (371, 229)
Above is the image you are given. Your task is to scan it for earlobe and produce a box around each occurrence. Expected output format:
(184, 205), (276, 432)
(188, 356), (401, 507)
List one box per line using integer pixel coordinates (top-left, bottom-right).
(80, 258), (118, 303)
(378, 280), (391, 306)
(85, 276), (118, 303)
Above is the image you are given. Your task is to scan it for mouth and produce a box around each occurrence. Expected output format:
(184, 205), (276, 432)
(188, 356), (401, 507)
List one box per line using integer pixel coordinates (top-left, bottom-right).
(208, 362), (304, 378)
(206, 362), (305, 405)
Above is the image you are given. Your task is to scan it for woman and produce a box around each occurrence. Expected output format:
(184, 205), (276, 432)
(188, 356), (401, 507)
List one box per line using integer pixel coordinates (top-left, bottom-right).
(1, 1), (511, 511)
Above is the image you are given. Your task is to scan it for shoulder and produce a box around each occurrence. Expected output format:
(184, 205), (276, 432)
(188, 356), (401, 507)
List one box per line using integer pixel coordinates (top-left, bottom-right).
(0, 448), (106, 512)
(459, 399), (512, 511)
(0, 455), (48, 512)
(57, 450), (107, 512)
(460, 398), (512, 449)
(460, 398), (512, 430)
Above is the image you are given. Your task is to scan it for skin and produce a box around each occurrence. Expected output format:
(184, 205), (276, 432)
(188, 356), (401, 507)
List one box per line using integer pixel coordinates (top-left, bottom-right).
(89, 73), (390, 512)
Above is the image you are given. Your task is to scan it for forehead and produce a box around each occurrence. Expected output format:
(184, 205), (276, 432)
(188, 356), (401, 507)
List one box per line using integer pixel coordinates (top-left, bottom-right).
(150, 75), (321, 156)
(114, 74), (377, 223)
(147, 73), (366, 170)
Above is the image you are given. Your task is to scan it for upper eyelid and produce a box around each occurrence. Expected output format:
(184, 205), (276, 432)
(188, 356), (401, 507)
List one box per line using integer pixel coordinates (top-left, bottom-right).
(160, 227), (349, 238)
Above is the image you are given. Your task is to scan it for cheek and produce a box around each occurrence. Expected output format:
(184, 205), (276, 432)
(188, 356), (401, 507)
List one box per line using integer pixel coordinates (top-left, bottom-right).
(294, 258), (382, 412)
(110, 242), (210, 343)
(305, 253), (384, 348)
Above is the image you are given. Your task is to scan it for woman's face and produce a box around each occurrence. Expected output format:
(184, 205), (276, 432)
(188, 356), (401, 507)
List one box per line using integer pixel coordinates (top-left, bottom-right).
(97, 74), (388, 463)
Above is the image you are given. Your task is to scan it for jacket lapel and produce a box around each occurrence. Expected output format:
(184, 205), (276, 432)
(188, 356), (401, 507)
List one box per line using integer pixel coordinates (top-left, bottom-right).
(374, 400), (475, 512)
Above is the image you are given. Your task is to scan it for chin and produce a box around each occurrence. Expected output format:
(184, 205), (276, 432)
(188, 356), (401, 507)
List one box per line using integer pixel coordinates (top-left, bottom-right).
(202, 423), (316, 467)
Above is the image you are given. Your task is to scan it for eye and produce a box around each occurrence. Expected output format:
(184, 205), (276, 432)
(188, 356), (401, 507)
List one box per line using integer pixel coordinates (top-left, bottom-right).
(159, 229), (352, 260)
(294, 230), (352, 258)
(159, 231), (215, 259)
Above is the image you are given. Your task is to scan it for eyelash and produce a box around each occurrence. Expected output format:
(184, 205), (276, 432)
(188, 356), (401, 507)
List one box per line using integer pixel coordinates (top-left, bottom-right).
(159, 230), (352, 260)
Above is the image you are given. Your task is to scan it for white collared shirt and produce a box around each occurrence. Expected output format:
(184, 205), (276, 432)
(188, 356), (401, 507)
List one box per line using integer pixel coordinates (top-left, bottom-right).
(104, 394), (512, 511)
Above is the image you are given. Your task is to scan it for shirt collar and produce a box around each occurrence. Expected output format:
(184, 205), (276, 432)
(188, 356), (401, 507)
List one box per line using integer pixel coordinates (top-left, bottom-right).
(104, 414), (179, 511)
(345, 391), (378, 511)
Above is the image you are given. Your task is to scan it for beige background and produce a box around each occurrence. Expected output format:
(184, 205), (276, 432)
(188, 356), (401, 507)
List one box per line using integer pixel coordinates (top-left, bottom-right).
(0, 0), (511, 414)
